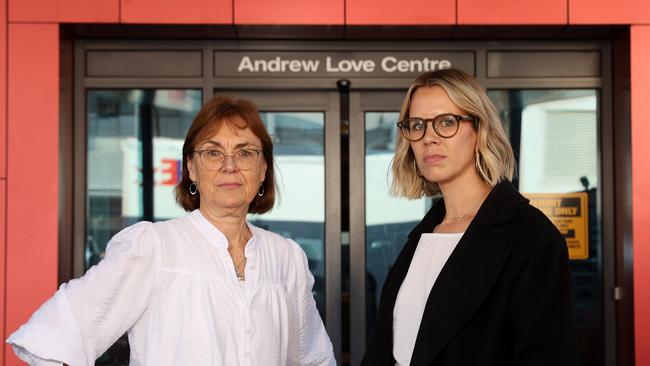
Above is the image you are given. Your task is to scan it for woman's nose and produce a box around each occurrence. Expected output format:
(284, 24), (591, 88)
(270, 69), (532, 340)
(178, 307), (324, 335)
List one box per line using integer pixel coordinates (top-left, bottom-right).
(422, 122), (441, 144)
(220, 155), (239, 172)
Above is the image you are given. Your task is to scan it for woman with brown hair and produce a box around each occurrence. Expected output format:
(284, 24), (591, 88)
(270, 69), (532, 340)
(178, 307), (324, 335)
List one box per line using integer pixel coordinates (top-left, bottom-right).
(361, 69), (578, 366)
(7, 96), (335, 366)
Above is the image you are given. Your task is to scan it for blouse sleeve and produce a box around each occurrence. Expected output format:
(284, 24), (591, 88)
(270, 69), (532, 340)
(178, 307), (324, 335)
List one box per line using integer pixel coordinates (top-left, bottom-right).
(509, 226), (579, 366)
(287, 240), (336, 366)
(6, 221), (161, 366)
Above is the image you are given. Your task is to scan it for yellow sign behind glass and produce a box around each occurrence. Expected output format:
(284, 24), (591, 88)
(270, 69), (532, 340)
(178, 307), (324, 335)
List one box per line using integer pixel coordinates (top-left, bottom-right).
(524, 192), (589, 260)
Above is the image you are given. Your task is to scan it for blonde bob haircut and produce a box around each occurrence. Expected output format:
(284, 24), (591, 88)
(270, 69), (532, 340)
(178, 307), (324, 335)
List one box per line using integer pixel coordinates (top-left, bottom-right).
(391, 68), (515, 198)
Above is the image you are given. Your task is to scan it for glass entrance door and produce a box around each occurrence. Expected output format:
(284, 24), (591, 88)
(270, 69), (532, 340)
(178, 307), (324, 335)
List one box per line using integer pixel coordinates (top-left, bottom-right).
(346, 88), (605, 366)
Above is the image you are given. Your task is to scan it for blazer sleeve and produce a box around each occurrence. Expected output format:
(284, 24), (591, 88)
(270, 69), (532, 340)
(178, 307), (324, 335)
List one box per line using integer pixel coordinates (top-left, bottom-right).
(6, 222), (161, 366)
(509, 225), (579, 366)
(287, 240), (336, 366)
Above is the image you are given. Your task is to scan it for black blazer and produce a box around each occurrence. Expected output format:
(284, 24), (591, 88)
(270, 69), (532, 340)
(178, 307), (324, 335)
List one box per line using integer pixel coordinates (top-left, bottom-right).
(361, 181), (579, 366)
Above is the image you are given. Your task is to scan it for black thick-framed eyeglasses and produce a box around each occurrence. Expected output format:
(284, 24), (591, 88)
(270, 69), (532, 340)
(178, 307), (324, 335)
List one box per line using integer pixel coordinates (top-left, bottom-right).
(397, 113), (478, 141)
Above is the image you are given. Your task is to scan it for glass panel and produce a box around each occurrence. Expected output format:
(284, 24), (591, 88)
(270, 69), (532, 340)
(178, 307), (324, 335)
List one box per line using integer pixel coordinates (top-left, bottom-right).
(364, 111), (432, 336)
(248, 112), (326, 317)
(87, 90), (201, 266)
(87, 89), (201, 365)
(152, 91), (202, 221)
(488, 89), (602, 366)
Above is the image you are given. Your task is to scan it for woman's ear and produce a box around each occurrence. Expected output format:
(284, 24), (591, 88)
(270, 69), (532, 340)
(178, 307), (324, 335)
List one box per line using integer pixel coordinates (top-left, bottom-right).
(187, 157), (197, 182)
(259, 159), (267, 184)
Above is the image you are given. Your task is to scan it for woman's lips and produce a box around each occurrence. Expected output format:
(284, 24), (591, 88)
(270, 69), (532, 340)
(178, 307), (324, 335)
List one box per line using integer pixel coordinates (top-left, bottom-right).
(218, 183), (243, 189)
(423, 154), (446, 165)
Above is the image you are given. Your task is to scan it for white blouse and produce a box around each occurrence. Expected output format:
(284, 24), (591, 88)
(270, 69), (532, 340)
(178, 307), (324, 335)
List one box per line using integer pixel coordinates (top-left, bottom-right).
(392, 232), (463, 366)
(7, 210), (336, 366)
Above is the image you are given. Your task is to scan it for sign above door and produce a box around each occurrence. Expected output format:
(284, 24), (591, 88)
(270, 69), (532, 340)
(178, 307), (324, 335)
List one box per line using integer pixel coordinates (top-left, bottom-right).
(214, 51), (475, 78)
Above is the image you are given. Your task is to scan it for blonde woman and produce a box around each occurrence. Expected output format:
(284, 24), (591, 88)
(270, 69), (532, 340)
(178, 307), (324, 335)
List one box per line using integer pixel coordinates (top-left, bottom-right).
(361, 69), (578, 366)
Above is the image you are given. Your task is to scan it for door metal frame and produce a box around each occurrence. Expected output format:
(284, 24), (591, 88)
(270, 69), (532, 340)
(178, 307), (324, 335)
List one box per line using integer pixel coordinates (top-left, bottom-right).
(349, 91), (405, 366)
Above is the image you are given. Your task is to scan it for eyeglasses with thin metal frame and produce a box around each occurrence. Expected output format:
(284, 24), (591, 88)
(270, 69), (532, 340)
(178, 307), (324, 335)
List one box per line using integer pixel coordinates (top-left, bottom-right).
(192, 148), (263, 171)
(397, 113), (478, 141)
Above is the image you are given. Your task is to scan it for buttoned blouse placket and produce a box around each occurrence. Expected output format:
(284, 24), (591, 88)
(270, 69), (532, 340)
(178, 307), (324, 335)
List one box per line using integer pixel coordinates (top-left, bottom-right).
(238, 228), (260, 366)
(216, 233), (259, 366)
(192, 211), (260, 366)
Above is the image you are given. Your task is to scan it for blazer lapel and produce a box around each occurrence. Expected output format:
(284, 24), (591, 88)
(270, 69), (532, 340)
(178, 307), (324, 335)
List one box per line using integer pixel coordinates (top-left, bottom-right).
(383, 198), (446, 304)
(409, 222), (513, 365)
(408, 182), (526, 365)
(367, 182), (527, 365)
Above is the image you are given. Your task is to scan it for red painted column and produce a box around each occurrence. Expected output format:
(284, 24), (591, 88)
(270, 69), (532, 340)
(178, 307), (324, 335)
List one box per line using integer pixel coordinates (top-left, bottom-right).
(0, 181), (5, 365)
(631, 25), (650, 366)
(0, 0), (6, 361)
(0, 0), (5, 180)
(5, 24), (59, 366)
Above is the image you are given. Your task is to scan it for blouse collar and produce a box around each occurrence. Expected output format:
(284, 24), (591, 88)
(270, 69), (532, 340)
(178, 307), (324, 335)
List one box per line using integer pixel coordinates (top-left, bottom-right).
(189, 209), (261, 253)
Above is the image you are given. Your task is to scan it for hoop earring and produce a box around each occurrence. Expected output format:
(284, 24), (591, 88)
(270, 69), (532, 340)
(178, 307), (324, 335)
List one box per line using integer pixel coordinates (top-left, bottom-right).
(475, 150), (485, 179)
(257, 183), (265, 197)
(189, 181), (198, 196)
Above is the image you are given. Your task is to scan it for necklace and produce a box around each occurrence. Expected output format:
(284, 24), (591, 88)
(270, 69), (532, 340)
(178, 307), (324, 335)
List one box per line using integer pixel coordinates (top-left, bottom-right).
(233, 256), (247, 281)
(228, 227), (252, 281)
(442, 189), (490, 224)
(442, 213), (476, 223)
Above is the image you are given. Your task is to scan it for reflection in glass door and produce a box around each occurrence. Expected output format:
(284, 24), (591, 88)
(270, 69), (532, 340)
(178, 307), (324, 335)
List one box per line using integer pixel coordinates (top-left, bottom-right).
(86, 89), (201, 269)
(489, 89), (603, 366)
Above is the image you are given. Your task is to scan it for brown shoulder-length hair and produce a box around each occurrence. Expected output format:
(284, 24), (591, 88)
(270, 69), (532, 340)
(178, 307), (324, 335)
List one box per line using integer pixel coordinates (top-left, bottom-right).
(174, 95), (276, 214)
(391, 68), (516, 198)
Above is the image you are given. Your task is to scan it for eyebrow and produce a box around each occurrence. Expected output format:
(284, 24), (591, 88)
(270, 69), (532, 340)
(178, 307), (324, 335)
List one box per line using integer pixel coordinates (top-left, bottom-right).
(202, 140), (261, 150)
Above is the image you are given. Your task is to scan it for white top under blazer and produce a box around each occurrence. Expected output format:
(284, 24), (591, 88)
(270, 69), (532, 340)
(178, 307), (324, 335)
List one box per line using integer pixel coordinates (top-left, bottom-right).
(7, 210), (336, 366)
(392, 232), (463, 366)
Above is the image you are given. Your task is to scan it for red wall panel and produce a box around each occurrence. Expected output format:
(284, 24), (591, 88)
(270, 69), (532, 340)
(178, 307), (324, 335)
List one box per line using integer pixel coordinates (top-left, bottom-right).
(632, 25), (650, 366)
(347, 0), (455, 25)
(235, 0), (343, 25)
(0, 180), (5, 366)
(570, 0), (650, 24)
(121, 0), (231, 24)
(5, 24), (59, 366)
(458, 0), (567, 24)
(0, 3), (5, 364)
(0, 0), (5, 179)
(9, 0), (118, 23)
